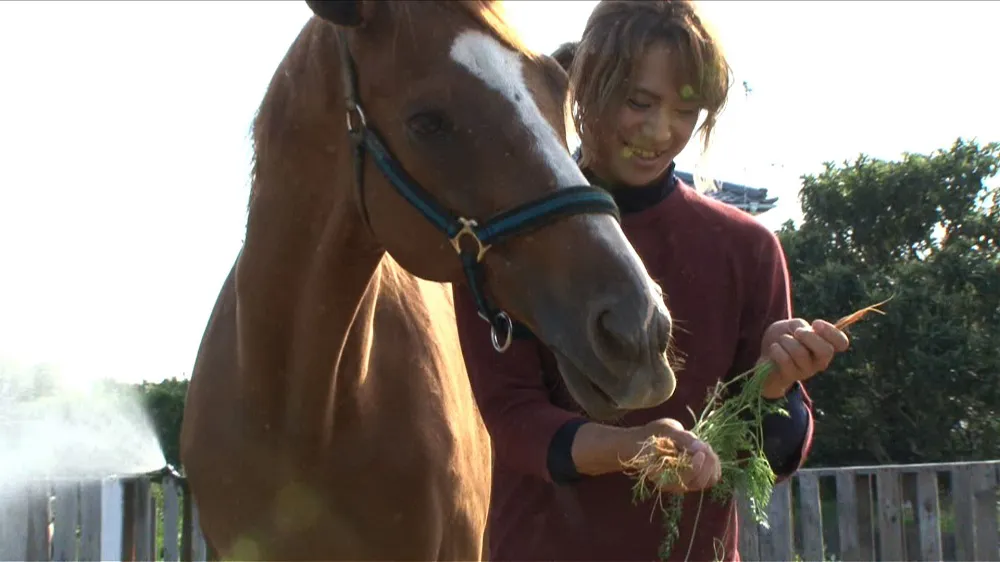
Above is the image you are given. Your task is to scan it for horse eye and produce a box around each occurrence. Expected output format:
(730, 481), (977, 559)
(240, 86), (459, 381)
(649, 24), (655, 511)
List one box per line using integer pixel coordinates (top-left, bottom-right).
(406, 111), (448, 136)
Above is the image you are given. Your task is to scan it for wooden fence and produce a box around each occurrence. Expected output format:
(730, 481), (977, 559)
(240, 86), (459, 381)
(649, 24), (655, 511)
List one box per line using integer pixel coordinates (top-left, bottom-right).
(0, 473), (207, 562)
(1, 460), (997, 561)
(737, 459), (1000, 561)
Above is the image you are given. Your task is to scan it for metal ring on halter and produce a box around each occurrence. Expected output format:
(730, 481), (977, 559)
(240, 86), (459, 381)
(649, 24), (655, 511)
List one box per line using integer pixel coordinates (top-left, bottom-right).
(490, 311), (514, 353)
(346, 104), (367, 134)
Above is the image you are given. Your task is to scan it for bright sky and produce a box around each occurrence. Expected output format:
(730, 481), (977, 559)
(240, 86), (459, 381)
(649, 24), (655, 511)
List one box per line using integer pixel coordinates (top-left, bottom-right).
(1, 1), (997, 385)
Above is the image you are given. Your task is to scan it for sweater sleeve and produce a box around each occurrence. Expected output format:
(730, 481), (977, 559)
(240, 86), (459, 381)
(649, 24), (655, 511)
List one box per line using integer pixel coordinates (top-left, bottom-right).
(730, 229), (815, 480)
(453, 283), (588, 483)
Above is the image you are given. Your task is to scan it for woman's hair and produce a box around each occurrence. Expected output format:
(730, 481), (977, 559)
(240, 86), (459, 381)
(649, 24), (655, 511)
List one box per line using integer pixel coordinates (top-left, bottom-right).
(563, 0), (732, 166)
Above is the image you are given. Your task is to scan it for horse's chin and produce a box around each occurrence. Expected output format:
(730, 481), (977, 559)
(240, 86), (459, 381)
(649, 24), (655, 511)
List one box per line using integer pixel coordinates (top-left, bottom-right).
(551, 350), (627, 423)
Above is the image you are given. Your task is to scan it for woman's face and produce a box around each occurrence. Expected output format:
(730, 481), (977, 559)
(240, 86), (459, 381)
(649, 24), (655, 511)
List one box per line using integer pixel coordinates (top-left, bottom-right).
(591, 43), (702, 187)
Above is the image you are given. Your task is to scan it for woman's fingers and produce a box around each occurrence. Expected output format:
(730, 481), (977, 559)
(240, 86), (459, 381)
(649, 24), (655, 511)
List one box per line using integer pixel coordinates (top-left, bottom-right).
(769, 342), (796, 380)
(661, 439), (722, 492)
(793, 327), (836, 371)
(643, 422), (723, 493)
(813, 319), (850, 352)
(779, 333), (815, 373)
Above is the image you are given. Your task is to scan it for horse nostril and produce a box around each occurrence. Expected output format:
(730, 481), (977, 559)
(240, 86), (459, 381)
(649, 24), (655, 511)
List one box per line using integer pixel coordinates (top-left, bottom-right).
(590, 306), (641, 363)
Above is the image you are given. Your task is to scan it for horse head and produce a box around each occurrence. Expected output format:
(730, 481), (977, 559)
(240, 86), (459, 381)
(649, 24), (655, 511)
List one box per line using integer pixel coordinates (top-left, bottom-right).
(303, 0), (677, 420)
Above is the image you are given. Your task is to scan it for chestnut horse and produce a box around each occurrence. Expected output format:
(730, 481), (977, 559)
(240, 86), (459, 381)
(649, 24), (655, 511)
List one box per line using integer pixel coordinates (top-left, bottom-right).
(180, 1), (677, 560)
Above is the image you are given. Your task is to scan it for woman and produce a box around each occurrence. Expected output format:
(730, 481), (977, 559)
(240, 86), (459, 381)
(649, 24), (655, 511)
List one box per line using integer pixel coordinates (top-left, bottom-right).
(454, 1), (850, 560)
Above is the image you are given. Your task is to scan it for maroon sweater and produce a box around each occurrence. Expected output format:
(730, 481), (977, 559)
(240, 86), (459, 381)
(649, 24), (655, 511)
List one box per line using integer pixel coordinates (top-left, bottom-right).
(454, 172), (814, 562)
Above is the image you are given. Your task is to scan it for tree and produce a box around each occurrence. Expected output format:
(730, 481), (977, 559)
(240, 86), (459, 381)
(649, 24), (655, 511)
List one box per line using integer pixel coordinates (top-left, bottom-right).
(136, 377), (189, 469)
(778, 138), (1000, 466)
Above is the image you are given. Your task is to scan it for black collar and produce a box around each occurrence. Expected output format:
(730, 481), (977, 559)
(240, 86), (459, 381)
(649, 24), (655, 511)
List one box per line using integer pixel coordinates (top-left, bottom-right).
(581, 161), (678, 215)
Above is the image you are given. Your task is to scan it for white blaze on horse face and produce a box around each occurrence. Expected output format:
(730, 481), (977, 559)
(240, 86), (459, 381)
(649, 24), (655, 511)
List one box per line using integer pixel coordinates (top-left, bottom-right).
(449, 31), (667, 310)
(450, 30), (583, 189)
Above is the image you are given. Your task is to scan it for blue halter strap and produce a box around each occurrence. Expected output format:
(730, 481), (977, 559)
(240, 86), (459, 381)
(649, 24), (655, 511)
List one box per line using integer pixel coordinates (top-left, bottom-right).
(337, 32), (620, 352)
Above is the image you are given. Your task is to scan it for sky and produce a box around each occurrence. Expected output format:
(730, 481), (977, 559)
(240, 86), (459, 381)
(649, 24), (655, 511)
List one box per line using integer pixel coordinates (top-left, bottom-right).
(0, 1), (997, 385)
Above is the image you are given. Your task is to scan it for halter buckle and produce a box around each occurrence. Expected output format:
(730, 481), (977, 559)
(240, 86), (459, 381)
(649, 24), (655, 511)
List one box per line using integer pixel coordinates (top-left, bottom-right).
(449, 217), (491, 263)
(346, 104), (367, 135)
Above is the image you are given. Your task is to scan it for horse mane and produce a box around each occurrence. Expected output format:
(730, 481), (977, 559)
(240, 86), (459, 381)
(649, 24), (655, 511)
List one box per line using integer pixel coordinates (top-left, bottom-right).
(246, 0), (534, 212)
(438, 0), (536, 60)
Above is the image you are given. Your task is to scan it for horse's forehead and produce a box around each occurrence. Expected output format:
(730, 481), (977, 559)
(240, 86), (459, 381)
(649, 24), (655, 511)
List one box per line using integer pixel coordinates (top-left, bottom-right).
(449, 31), (525, 103)
(449, 31), (583, 187)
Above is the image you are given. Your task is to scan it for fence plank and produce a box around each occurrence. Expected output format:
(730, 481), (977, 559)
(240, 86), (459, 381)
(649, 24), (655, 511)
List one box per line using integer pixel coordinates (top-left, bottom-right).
(952, 465), (976, 561)
(133, 479), (153, 562)
(972, 463), (999, 562)
(79, 481), (103, 561)
(757, 480), (792, 560)
(191, 502), (207, 562)
(834, 472), (862, 561)
(736, 492), (760, 562)
(26, 482), (51, 562)
(858, 475), (877, 561)
(876, 469), (904, 561)
(53, 482), (80, 560)
(915, 469), (942, 561)
(100, 479), (124, 562)
(163, 478), (181, 562)
(0, 485), (32, 561)
(798, 472), (825, 561)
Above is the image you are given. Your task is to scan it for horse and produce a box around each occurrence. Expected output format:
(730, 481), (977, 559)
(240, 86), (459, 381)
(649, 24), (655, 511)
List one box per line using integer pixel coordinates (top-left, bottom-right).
(179, 1), (678, 559)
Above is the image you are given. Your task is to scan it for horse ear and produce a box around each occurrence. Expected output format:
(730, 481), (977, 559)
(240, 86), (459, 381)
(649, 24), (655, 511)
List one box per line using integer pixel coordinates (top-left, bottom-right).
(551, 41), (578, 73)
(305, 0), (364, 27)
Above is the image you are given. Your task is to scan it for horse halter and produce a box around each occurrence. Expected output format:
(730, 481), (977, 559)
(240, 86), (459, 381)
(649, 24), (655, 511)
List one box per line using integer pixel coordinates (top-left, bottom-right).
(335, 31), (621, 353)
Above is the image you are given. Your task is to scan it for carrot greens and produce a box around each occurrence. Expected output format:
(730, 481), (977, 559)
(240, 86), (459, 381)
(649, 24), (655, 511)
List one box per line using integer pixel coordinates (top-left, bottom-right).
(623, 299), (890, 561)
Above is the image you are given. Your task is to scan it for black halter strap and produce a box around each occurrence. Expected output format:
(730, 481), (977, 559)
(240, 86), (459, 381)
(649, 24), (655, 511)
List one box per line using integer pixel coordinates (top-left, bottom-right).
(335, 31), (620, 352)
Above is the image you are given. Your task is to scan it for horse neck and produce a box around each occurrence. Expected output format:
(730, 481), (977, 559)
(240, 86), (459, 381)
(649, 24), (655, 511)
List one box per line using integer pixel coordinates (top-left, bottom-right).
(236, 162), (387, 436)
(234, 21), (390, 439)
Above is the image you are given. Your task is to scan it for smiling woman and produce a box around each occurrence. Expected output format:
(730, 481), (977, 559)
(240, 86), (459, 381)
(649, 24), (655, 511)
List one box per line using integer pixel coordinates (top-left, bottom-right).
(567, 0), (730, 185)
(453, 1), (852, 561)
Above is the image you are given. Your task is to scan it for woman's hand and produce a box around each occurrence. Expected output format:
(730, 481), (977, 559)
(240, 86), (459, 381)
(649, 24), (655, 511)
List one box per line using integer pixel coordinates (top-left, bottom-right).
(759, 318), (850, 399)
(623, 418), (721, 493)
